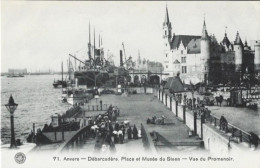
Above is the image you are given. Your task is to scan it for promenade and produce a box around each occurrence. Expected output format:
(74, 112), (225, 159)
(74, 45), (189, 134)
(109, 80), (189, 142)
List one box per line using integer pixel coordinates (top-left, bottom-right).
(183, 91), (260, 136)
(80, 93), (203, 154)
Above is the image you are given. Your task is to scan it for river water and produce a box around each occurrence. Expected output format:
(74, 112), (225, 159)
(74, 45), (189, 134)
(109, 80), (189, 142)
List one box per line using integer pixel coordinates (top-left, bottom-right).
(1, 75), (71, 144)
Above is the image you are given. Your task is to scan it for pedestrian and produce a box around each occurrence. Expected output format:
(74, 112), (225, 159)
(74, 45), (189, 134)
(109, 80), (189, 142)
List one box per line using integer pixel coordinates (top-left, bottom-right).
(118, 129), (123, 144)
(133, 125), (138, 139)
(100, 100), (103, 109)
(127, 126), (132, 139)
(113, 131), (119, 144)
(122, 127), (126, 140)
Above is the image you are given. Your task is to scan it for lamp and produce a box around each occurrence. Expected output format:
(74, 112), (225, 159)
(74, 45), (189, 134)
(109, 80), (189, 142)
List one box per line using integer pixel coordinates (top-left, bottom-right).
(5, 94), (18, 148)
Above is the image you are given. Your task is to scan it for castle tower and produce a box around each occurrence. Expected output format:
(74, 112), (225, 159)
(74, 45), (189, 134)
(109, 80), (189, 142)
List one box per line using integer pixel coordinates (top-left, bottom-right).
(163, 5), (172, 50)
(234, 31), (243, 72)
(254, 42), (260, 73)
(200, 17), (210, 83)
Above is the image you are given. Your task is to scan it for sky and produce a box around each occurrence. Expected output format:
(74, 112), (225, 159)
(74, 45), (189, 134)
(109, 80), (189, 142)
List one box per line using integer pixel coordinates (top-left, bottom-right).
(1, 1), (260, 72)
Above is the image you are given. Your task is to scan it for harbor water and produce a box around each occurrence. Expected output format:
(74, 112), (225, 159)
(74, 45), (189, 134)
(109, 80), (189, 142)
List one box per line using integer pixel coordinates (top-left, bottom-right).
(1, 75), (71, 144)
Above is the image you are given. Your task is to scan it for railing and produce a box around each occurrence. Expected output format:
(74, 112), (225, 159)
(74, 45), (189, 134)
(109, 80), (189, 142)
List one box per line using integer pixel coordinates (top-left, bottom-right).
(156, 89), (259, 150)
(141, 123), (150, 150)
(206, 113), (252, 147)
(55, 125), (91, 153)
(84, 104), (109, 111)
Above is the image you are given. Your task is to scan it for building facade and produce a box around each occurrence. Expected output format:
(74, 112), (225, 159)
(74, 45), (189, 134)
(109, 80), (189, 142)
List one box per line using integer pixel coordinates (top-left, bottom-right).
(162, 6), (260, 85)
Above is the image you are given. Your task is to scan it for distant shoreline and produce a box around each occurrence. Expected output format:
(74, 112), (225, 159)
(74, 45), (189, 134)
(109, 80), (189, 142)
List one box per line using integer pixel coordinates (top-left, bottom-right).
(1, 72), (69, 76)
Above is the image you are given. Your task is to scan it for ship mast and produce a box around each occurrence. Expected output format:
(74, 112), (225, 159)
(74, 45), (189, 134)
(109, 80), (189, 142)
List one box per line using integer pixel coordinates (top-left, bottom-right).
(94, 27), (96, 68)
(88, 22), (92, 61)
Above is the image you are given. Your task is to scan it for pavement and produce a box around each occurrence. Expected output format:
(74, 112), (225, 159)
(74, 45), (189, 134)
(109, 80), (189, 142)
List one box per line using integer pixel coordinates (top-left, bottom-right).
(177, 91), (260, 136)
(207, 105), (260, 136)
(83, 93), (203, 154)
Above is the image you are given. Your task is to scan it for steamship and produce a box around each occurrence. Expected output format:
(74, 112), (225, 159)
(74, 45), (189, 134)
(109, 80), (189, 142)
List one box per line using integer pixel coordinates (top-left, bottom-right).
(69, 24), (112, 88)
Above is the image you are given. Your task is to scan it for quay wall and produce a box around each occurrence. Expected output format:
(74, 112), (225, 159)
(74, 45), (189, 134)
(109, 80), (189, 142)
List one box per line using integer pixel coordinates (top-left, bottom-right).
(155, 88), (251, 154)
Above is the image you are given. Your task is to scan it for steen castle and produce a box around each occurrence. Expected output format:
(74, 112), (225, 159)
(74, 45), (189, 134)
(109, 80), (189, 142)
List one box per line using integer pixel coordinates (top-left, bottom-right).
(162, 6), (260, 85)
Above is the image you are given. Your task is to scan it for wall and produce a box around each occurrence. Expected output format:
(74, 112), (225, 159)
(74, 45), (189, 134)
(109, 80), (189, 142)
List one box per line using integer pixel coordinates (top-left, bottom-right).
(128, 87), (154, 94)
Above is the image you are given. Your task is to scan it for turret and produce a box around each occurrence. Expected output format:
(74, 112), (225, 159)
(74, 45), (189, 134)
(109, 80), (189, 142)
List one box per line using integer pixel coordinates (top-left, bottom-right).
(254, 42), (260, 72)
(222, 28), (232, 52)
(200, 17), (210, 83)
(244, 39), (249, 50)
(201, 18), (210, 60)
(163, 5), (172, 49)
(233, 31), (243, 72)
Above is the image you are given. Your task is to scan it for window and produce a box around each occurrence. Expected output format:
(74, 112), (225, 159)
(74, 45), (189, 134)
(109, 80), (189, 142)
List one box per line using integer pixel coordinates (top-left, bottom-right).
(181, 57), (186, 63)
(182, 66), (187, 73)
(166, 65), (168, 68)
(181, 50), (183, 54)
(165, 30), (167, 35)
(166, 54), (168, 57)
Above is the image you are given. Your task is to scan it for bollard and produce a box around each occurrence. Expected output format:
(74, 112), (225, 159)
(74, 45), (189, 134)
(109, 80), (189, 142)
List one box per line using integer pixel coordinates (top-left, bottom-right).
(183, 106), (186, 124)
(176, 101), (178, 117)
(170, 96), (172, 111)
(166, 94), (167, 106)
(162, 91), (164, 103)
(201, 114), (205, 139)
(194, 111), (197, 135)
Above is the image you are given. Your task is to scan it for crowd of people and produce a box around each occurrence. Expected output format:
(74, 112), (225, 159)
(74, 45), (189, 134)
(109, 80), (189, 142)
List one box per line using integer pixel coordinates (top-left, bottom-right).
(87, 105), (141, 153)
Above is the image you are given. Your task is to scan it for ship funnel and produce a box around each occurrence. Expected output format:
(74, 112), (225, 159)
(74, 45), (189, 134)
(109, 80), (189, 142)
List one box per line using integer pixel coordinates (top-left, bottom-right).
(120, 50), (123, 66)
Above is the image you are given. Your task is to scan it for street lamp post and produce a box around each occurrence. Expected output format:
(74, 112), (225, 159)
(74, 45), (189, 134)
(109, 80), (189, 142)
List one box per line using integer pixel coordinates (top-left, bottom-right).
(5, 94), (18, 149)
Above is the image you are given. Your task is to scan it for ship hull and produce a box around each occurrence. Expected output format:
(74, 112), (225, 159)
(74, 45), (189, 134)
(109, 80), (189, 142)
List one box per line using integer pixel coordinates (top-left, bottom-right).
(74, 70), (109, 87)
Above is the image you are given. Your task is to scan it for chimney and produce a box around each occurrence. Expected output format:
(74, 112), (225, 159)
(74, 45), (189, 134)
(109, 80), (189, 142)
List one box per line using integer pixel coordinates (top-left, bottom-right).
(120, 50), (123, 66)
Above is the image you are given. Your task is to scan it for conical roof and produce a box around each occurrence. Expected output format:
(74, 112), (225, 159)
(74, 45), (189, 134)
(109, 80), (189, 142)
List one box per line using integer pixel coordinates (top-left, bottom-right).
(234, 31), (243, 45)
(222, 33), (231, 47)
(201, 19), (209, 40)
